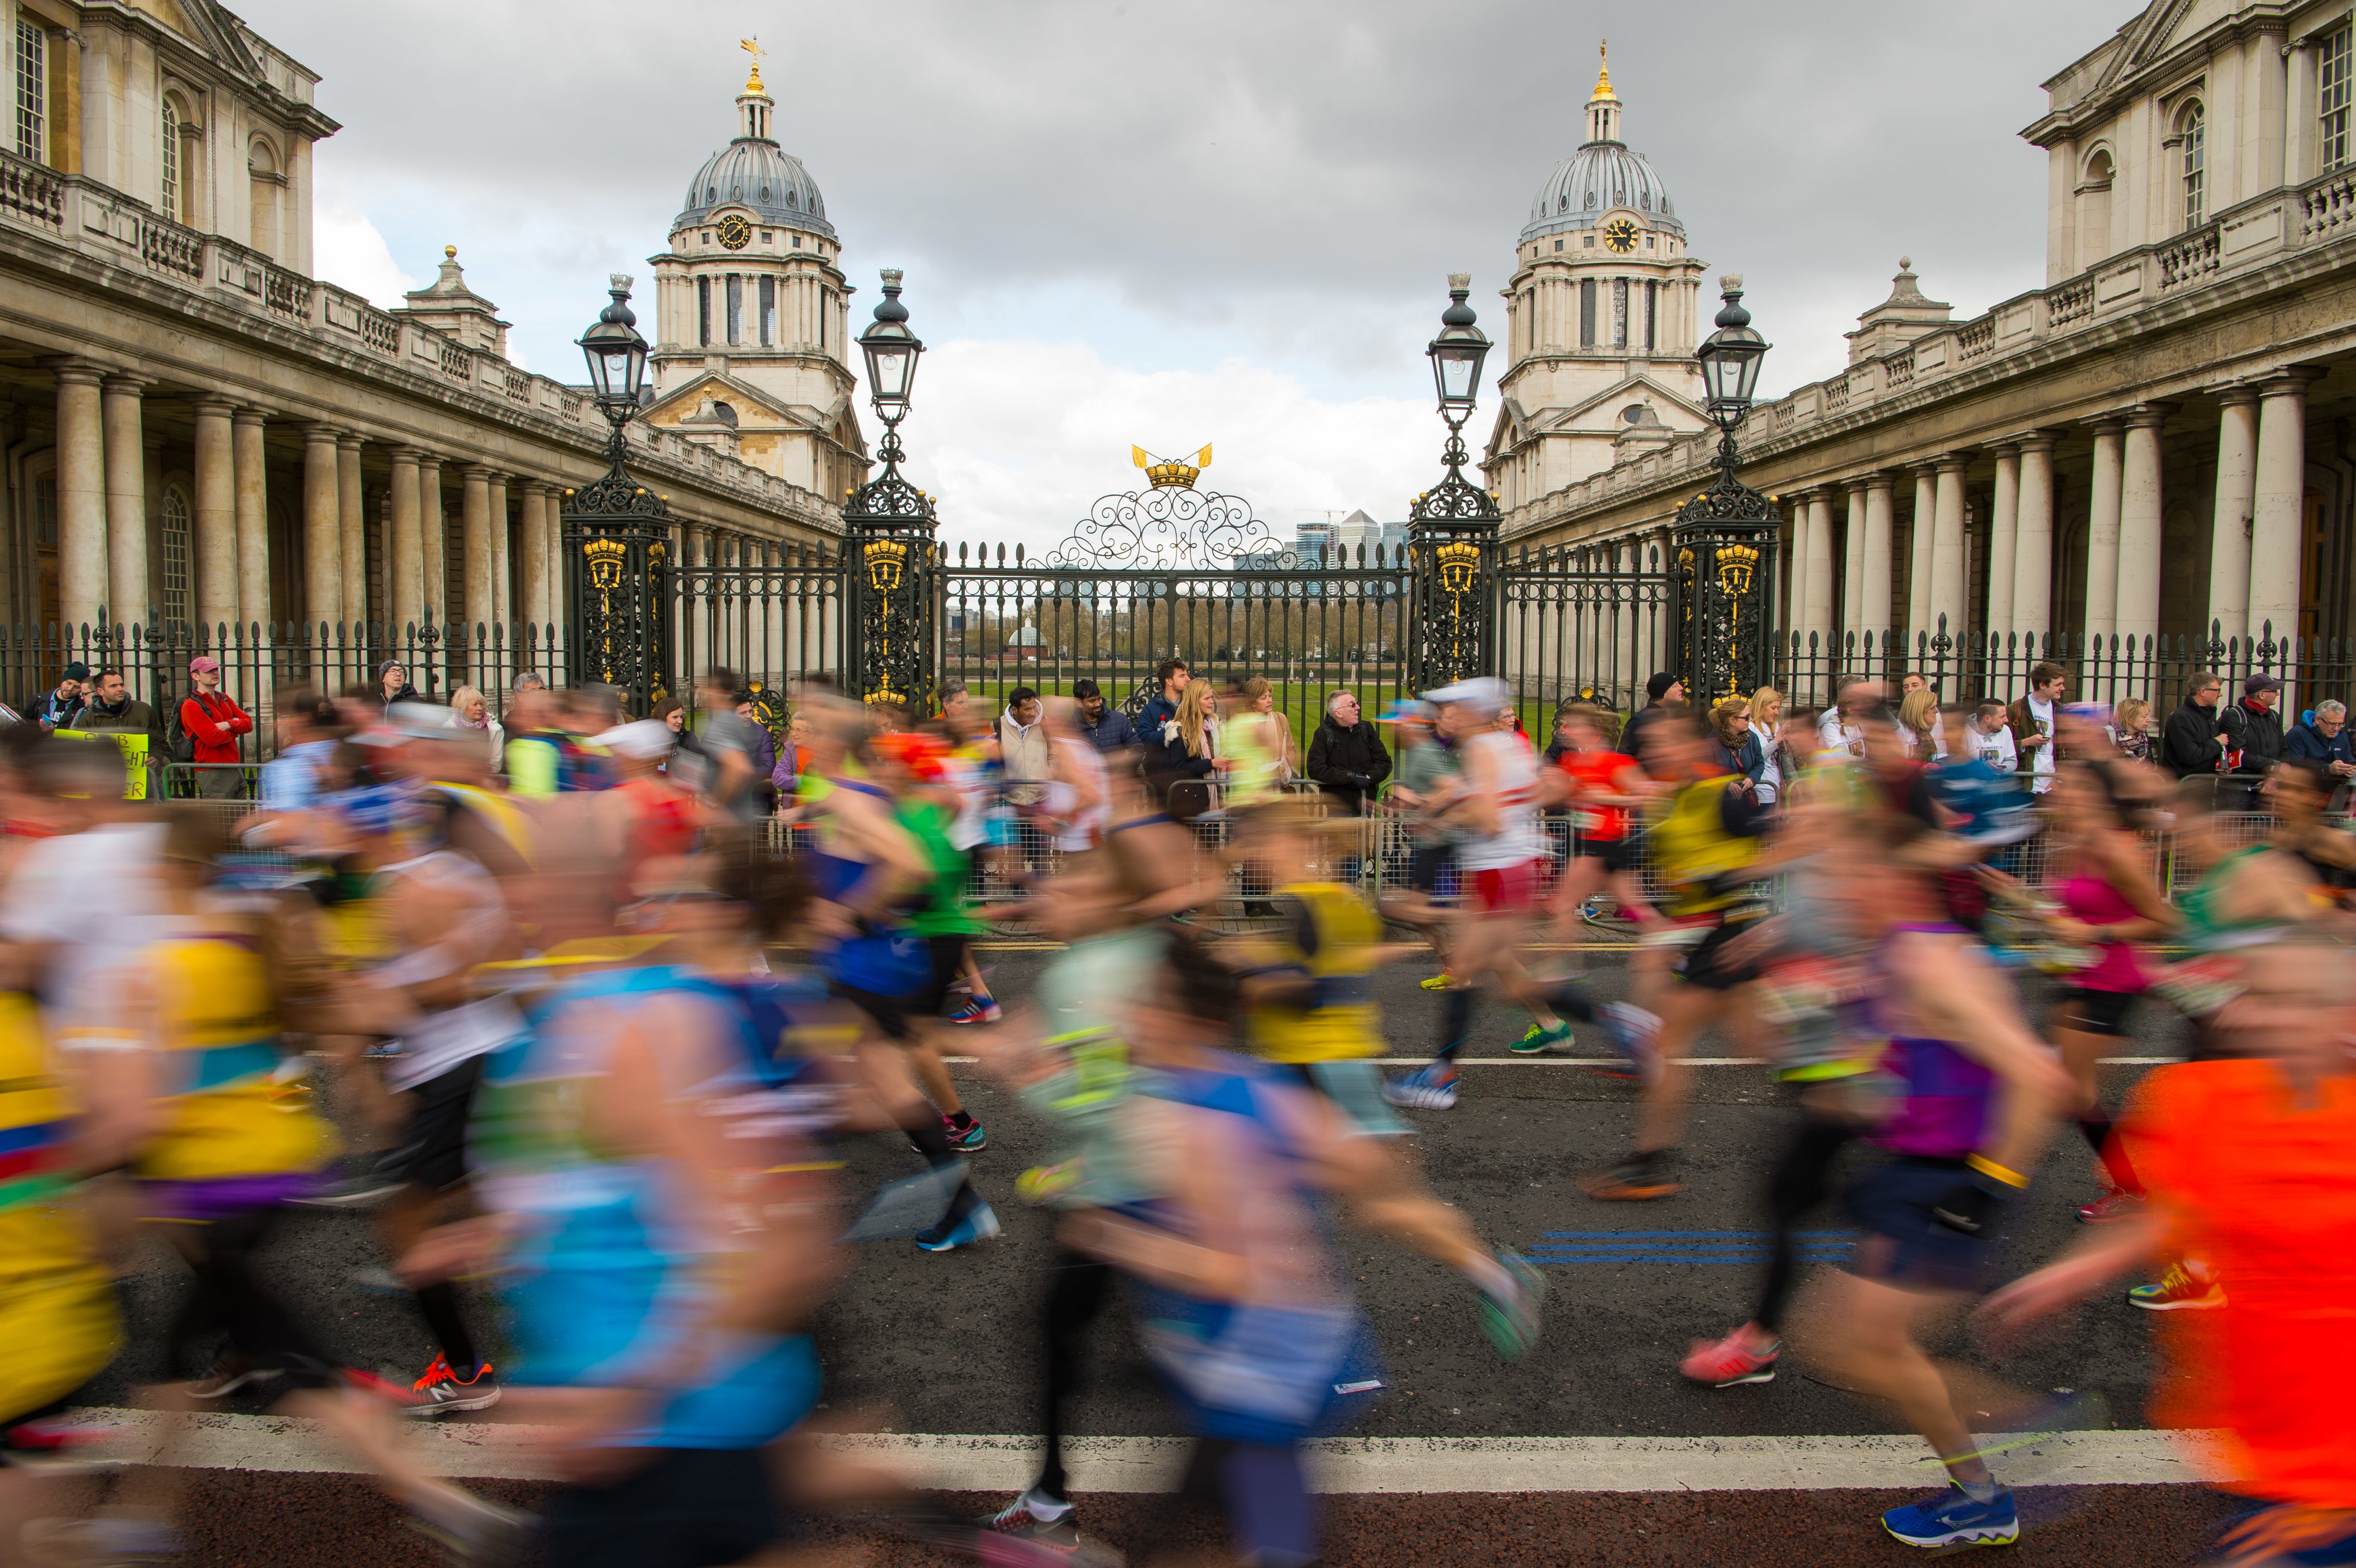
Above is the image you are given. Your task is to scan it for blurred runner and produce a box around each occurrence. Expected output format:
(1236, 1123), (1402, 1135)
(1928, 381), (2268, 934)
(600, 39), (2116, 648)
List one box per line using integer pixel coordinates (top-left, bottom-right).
(1790, 809), (2070, 1552)
(1546, 703), (1658, 943)
(1981, 938), (2356, 1568)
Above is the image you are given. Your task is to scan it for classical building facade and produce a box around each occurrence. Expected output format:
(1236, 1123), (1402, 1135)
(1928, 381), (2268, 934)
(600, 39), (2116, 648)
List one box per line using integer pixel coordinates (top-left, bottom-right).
(641, 56), (867, 507)
(1497, 0), (2356, 702)
(0, 0), (844, 665)
(1484, 52), (1711, 512)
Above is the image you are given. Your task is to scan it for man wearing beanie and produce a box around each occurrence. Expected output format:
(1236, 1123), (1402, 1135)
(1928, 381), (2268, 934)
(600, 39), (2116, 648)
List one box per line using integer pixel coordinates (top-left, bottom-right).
(31, 661), (87, 730)
(1618, 671), (1685, 775)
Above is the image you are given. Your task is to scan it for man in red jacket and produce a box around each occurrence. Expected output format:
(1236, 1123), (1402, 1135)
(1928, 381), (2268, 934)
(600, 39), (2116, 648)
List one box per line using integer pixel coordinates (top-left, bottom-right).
(180, 655), (253, 798)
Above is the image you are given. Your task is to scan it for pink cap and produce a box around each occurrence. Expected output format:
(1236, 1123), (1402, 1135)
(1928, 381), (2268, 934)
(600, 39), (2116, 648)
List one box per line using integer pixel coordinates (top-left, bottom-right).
(187, 656), (221, 674)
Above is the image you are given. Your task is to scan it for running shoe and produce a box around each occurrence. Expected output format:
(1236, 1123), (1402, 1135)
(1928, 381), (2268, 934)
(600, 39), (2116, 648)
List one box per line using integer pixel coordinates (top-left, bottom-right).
(2211, 1502), (2356, 1567)
(2129, 1261), (2225, 1311)
(1599, 1002), (1663, 1084)
(2076, 1187), (2147, 1224)
(945, 1115), (989, 1155)
(916, 1202), (1003, 1253)
(4, 1414), (127, 1476)
(1679, 1323), (1781, 1387)
(1381, 1062), (1459, 1111)
(1509, 1019), (1574, 1056)
(1477, 1249), (1547, 1360)
(291, 1169), (405, 1208)
(948, 996), (1003, 1026)
(187, 1357), (284, 1399)
(1419, 972), (1455, 991)
(20, 1508), (183, 1566)
(351, 1265), (408, 1296)
(1880, 1485), (2019, 1549)
(404, 1494), (535, 1568)
(976, 1490), (1126, 1566)
(405, 1354), (502, 1417)
(1579, 1156), (1684, 1202)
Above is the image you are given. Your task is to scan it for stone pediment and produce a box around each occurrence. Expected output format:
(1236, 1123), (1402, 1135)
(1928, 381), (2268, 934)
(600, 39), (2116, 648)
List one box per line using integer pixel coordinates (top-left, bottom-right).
(643, 372), (806, 430)
(1546, 374), (1709, 430)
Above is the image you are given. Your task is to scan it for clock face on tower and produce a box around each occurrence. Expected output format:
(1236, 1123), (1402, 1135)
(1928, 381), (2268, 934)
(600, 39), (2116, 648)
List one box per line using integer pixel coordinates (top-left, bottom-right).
(716, 213), (752, 250)
(1602, 218), (1639, 254)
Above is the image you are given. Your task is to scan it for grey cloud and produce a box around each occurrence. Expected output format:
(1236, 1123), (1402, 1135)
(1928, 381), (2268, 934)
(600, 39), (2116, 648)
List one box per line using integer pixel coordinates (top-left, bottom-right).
(238, 0), (2130, 393)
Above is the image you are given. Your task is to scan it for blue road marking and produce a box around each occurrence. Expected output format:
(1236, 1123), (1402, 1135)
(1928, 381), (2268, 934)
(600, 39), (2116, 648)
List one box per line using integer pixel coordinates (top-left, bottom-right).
(1527, 1228), (1857, 1266)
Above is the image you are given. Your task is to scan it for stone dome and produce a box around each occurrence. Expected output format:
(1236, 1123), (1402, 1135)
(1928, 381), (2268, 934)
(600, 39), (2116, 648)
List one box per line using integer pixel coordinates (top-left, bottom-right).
(675, 129), (834, 238)
(1521, 142), (1681, 245)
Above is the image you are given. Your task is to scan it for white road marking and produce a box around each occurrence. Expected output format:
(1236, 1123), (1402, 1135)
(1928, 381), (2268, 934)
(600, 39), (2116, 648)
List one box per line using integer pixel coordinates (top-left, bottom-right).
(941, 1057), (2178, 1068)
(64, 1410), (2225, 1492)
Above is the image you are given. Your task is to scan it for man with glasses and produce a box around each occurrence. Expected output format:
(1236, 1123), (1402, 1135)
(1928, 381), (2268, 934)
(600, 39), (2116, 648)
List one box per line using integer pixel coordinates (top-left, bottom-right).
(2162, 671), (2231, 780)
(1307, 691), (1390, 814)
(2285, 698), (2356, 808)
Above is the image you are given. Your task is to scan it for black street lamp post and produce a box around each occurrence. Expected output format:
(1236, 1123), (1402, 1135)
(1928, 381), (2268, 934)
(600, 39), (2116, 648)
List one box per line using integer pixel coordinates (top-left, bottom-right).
(1674, 274), (1780, 702)
(842, 269), (939, 711)
(561, 273), (672, 710)
(1406, 273), (1503, 691)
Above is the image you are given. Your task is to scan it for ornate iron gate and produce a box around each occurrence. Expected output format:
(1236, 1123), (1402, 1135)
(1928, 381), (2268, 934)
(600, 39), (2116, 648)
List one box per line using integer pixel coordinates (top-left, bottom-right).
(940, 483), (1412, 747)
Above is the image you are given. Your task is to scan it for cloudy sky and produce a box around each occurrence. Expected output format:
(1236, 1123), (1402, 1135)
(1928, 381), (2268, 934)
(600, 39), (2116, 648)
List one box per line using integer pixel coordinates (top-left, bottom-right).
(236, 0), (2133, 551)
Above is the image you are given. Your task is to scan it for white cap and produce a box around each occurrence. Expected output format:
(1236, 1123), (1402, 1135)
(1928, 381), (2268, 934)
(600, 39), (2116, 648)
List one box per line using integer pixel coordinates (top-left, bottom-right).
(1422, 676), (1512, 711)
(595, 719), (675, 761)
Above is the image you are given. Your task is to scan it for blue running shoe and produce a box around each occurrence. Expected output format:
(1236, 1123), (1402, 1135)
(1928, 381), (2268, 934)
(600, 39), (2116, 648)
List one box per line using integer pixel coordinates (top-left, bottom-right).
(1881, 1485), (2019, 1549)
(1382, 1062), (1459, 1111)
(915, 1202), (1002, 1253)
(1599, 1001), (1663, 1084)
(943, 1115), (987, 1154)
(2212, 1503), (2356, 1566)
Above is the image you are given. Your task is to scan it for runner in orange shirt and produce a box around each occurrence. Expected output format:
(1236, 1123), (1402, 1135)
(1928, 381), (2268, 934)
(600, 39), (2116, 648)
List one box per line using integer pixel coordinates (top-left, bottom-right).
(1981, 935), (2356, 1566)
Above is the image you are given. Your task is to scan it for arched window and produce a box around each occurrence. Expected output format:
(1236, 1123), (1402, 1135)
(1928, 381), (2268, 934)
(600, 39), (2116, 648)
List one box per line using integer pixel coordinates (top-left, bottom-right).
(159, 485), (192, 626)
(159, 98), (179, 220)
(2179, 102), (2206, 228)
(247, 137), (279, 257)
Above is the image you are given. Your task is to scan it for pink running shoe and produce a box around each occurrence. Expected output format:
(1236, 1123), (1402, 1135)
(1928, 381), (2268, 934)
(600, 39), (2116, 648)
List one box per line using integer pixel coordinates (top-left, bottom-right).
(1679, 1323), (1780, 1387)
(2076, 1188), (2147, 1224)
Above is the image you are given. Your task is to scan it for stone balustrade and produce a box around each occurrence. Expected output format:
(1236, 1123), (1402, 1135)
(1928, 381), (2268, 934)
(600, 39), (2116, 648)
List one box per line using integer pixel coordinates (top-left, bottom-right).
(0, 145), (835, 537)
(1503, 163), (2356, 543)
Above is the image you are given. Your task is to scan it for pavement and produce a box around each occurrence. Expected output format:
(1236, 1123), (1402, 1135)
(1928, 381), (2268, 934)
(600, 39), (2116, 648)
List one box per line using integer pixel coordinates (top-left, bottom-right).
(53, 944), (2237, 1566)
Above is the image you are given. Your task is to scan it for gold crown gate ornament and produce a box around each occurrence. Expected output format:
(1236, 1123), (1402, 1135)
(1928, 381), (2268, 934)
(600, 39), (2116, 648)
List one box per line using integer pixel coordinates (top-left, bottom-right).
(1435, 538), (1481, 598)
(1131, 443), (1213, 491)
(863, 536), (908, 592)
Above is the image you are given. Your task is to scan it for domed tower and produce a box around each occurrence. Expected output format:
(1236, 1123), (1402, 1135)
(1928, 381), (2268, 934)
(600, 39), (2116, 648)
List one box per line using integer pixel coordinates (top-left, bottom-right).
(1484, 45), (1709, 519)
(644, 48), (866, 509)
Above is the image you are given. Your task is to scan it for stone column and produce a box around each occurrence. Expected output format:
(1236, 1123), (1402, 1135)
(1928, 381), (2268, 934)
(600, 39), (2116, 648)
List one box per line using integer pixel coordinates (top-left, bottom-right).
(337, 434), (366, 632)
(1985, 443), (2020, 644)
(301, 424), (340, 634)
(192, 398), (238, 636)
(388, 448), (422, 633)
(459, 465), (492, 632)
(419, 457), (445, 625)
(519, 481), (552, 641)
(458, 465), (491, 693)
(2013, 434), (2057, 649)
(1840, 482), (1868, 653)
(232, 407), (269, 634)
(1861, 472), (1896, 668)
(2249, 369), (2324, 653)
(101, 376), (147, 630)
(1929, 454), (1969, 653)
(2115, 404), (2174, 656)
(486, 473), (511, 642)
(1804, 490), (1836, 657)
(2209, 385), (2260, 649)
(1786, 495), (1814, 653)
(547, 488), (567, 637)
(1906, 464), (1937, 655)
(2254, 22), (2289, 197)
(52, 364), (106, 633)
(2082, 418), (2125, 643)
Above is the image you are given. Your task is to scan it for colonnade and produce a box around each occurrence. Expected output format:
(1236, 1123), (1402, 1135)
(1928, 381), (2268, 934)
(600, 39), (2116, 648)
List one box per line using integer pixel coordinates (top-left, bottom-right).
(45, 356), (571, 638)
(1780, 368), (2318, 660)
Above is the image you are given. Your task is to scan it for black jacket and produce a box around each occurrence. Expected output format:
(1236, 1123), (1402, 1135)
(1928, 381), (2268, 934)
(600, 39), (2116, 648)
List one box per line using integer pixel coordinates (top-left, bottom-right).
(2161, 697), (2226, 778)
(2218, 697), (2285, 775)
(1618, 702), (1678, 769)
(1306, 717), (1391, 810)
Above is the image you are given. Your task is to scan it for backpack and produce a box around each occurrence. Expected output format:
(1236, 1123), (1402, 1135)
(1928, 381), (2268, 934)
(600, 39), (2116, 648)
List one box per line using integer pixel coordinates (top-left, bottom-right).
(163, 693), (196, 763)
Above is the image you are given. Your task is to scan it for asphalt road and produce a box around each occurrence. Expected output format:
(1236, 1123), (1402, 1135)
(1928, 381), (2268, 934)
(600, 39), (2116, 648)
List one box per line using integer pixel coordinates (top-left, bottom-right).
(84, 946), (2179, 1447)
